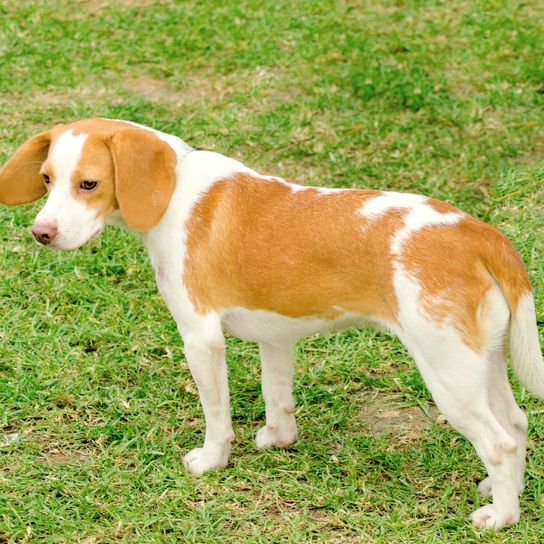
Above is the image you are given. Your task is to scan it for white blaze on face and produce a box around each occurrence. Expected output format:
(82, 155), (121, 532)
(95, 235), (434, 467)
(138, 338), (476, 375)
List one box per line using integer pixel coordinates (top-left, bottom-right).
(34, 130), (105, 250)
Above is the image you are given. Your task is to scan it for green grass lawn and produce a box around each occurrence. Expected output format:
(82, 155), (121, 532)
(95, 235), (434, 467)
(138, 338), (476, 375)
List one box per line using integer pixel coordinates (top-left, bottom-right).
(0, 0), (543, 542)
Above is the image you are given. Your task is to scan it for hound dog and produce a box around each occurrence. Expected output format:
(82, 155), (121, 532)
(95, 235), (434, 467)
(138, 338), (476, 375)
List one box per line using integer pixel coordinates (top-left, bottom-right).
(1, 119), (542, 529)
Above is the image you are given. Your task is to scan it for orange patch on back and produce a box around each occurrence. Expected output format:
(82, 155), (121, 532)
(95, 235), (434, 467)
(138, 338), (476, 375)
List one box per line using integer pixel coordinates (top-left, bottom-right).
(426, 197), (461, 214)
(184, 174), (402, 324)
(401, 216), (531, 350)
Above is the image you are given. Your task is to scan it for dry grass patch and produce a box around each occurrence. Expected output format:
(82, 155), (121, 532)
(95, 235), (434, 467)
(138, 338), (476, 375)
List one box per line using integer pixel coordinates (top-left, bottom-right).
(359, 391), (439, 445)
(41, 448), (90, 465)
(125, 76), (183, 104)
(126, 66), (292, 109)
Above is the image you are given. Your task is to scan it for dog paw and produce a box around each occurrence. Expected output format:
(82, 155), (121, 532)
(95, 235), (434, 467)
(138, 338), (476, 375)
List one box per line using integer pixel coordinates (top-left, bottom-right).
(183, 446), (229, 475)
(255, 425), (298, 449)
(470, 504), (519, 530)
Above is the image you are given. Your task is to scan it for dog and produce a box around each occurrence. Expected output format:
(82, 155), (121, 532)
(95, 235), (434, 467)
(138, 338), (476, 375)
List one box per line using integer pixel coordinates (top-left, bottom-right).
(0, 118), (542, 529)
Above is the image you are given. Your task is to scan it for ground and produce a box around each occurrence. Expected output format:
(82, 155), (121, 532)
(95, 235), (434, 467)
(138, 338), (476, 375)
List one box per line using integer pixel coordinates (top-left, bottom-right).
(0, 1), (543, 542)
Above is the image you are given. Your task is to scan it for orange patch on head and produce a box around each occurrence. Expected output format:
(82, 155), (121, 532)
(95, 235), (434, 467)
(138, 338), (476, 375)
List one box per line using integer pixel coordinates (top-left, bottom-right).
(184, 174), (402, 324)
(72, 134), (118, 220)
(32, 119), (177, 231)
(69, 119), (178, 231)
(0, 119), (132, 208)
(69, 118), (134, 137)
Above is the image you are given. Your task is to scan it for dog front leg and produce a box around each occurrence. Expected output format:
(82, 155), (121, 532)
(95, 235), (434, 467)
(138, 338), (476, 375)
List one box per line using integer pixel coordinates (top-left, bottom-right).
(181, 329), (234, 475)
(149, 257), (234, 474)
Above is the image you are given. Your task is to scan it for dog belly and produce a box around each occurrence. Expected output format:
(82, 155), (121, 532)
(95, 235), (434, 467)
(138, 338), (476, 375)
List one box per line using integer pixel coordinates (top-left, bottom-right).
(221, 306), (383, 344)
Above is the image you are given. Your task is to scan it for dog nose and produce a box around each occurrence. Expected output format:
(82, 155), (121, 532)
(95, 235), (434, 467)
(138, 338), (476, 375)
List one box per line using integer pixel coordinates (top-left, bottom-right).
(31, 223), (58, 245)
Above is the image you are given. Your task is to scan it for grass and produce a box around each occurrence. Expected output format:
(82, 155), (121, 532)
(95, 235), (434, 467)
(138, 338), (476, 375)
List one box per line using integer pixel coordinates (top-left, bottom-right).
(0, 0), (543, 542)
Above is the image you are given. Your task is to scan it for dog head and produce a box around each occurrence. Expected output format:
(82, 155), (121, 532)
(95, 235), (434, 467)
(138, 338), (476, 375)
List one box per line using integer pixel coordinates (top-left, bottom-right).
(0, 119), (177, 249)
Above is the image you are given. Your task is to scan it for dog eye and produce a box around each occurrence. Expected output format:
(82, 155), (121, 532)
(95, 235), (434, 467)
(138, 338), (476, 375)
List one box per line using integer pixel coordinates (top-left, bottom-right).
(42, 174), (50, 184)
(80, 180), (98, 191)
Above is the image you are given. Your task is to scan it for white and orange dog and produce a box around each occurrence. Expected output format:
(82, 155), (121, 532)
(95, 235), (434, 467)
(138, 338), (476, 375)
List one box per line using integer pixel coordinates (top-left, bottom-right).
(1, 119), (542, 529)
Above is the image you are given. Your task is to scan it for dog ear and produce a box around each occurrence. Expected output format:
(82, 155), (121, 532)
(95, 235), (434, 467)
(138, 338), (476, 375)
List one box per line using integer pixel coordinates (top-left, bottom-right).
(0, 131), (51, 205)
(107, 128), (177, 232)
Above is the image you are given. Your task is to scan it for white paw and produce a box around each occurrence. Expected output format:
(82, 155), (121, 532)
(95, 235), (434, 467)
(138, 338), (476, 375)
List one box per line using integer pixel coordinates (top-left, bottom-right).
(470, 504), (519, 530)
(255, 424), (298, 449)
(478, 477), (524, 498)
(183, 445), (229, 475)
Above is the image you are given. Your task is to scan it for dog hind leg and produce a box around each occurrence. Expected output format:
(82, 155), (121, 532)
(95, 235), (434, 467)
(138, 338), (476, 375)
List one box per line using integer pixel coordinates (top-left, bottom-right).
(399, 329), (521, 529)
(256, 342), (298, 449)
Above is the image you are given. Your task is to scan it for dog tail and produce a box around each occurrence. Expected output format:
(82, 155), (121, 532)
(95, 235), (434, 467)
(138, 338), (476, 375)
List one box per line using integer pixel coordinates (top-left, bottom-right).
(482, 229), (544, 398)
(509, 293), (544, 399)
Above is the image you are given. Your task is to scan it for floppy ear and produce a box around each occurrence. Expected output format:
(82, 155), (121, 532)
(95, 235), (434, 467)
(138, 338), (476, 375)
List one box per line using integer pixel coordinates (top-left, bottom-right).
(0, 130), (51, 205)
(108, 128), (177, 232)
